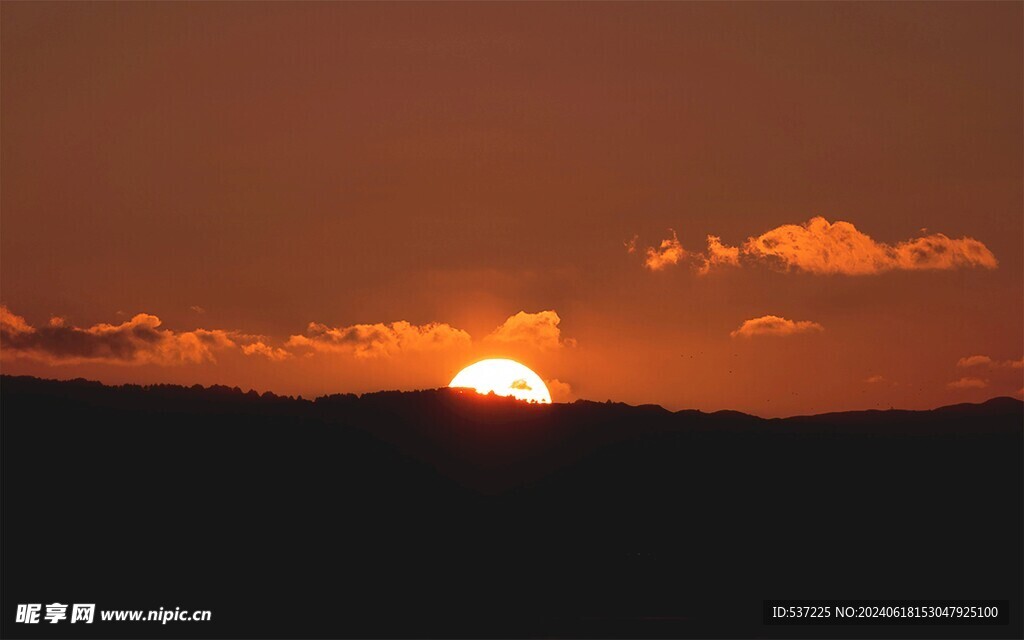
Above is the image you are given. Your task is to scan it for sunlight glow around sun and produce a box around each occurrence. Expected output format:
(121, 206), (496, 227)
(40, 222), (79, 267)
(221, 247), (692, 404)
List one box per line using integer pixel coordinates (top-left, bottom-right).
(449, 358), (552, 404)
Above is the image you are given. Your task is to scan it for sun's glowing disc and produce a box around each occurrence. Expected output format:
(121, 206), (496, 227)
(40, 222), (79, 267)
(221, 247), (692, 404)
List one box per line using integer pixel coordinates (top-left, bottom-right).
(448, 358), (552, 404)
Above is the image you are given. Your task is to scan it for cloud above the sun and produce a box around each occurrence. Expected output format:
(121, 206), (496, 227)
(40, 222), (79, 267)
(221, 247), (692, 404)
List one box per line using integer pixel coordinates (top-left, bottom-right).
(730, 315), (824, 338)
(484, 310), (575, 350)
(283, 310), (574, 359)
(635, 217), (997, 275)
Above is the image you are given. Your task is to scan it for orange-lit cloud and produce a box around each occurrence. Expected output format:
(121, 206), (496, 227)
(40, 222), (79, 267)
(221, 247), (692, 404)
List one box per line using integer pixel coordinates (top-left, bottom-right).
(286, 321), (471, 359)
(241, 341), (292, 361)
(624, 235), (638, 254)
(956, 354), (1023, 369)
(545, 378), (573, 402)
(2, 306), (33, 335)
(947, 377), (988, 390)
(644, 230), (686, 271)
(1, 304), (579, 368)
(949, 355), (1023, 396)
(0, 305), (235, 365)
(743, 217), (998, 275)
(865, 374), (887, 384)
(485, 310), (574, 350)
(287, 310), (575, 359)
(730, 315), (824, 338)
(635, 217), (997, 276)
(698, 235), (742, 274)
(957, 355), (993, 367)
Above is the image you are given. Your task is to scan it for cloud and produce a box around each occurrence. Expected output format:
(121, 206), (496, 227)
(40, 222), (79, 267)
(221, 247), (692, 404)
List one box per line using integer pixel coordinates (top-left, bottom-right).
(2, 306), (34, 336)
(510, 378), (532, 391)
(241, 341), (292, 361)
(485, 310), (574, 350)
(4, 304), (580, 369)
(0, 305), (235, 365)
(634, 217), (997, 276)
(730, 315), (824, 338)
(545, 378), (573, 402)
(947, 377), (988, 390)
(743, 217), (998, 274)
(957, 355), (993, 368)
(698, 235), (741, 274)
(644, 230), (686, 271)
(955, 354), (1023, 369)
(190, 305), (206, 314)
(288, 310), (576, 359)
(864, 374), (887, 384)
(949, 355), (1024, 396)
(624, 235), (638, 254)
(286, 320), (471, 358)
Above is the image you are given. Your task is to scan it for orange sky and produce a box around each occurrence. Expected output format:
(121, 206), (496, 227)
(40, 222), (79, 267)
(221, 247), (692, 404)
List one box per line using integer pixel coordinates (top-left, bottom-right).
(2, 2), (1021, 416)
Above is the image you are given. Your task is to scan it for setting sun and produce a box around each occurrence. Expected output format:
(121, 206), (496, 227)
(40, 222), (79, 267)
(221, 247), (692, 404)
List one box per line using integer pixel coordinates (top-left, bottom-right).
(449, 359), (552, 404)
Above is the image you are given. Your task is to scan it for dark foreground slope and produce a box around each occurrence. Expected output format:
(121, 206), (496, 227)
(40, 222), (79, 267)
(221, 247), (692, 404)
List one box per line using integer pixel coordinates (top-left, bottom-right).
(2, 375), (1021, 639)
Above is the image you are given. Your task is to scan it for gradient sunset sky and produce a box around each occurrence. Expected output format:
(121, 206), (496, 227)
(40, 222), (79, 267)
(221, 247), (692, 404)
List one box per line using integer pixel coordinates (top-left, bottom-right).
(2, 2), (1021, 416)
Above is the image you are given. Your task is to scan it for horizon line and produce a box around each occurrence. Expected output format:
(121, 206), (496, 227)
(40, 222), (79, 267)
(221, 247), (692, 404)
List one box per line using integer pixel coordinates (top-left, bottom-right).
(2, 373), (1021, 421)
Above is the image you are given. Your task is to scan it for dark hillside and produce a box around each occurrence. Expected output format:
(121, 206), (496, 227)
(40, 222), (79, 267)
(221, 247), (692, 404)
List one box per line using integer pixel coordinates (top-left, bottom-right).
(2, 375), (1021, 639)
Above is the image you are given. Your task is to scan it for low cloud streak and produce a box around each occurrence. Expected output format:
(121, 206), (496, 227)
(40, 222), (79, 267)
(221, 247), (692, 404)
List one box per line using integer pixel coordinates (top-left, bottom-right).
(286, 321), (471, 359)
(731, 315), (824, 338)
(947, 377), (988, 390)
(0, 306), (235, 366)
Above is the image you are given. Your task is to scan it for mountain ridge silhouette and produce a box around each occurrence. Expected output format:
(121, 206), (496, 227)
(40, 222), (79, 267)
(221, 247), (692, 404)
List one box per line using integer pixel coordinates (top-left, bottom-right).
(3, 373), (1019, 420)
(2, 374), (1021, 639)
